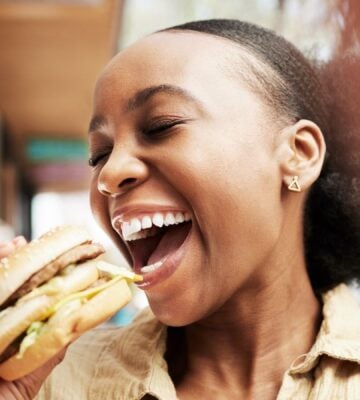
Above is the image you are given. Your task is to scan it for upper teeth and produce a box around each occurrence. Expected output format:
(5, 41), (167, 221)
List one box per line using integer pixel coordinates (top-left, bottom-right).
(114, 211), (191, 242)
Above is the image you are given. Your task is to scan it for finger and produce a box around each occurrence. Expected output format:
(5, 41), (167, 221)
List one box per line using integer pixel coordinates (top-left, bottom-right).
(0, 236), (27, 259)
(31, 346), (68, 381)
(0, 242), (16, 259)
(8, 347), (68, 399)
(13, 236), (27, 248)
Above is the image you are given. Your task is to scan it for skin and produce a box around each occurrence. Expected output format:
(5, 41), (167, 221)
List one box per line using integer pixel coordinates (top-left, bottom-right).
(0, 31), (326, 399)
(89, 31), (326, 399)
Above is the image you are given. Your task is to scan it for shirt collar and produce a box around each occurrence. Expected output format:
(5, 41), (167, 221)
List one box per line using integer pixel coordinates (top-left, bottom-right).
(109, 308), (177, 400)
(289, 283), (360, 374)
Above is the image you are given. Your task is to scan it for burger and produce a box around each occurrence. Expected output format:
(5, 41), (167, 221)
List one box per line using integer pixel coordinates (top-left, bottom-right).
(0, 225), (142, 381)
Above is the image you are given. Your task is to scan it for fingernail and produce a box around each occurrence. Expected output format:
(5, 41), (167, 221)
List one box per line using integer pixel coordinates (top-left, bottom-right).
(13, 236), (26, 247)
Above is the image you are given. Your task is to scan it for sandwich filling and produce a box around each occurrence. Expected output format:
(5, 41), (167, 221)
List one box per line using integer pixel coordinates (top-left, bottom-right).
(16, 262), (140, 359)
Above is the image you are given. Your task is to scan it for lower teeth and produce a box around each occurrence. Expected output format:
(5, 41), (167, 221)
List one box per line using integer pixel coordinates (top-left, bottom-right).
(141, 260), (165, 273)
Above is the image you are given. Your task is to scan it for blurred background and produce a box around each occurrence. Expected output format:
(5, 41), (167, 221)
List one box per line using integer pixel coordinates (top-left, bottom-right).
(0, 0), (359, 321)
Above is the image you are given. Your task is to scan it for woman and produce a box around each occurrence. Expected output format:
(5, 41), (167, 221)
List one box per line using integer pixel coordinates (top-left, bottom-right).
(1, 19), (360, 399)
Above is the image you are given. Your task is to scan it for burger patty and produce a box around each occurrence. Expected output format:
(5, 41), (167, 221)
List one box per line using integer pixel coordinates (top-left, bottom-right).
(2, 243), (104, 308)
(0, 334), (24, 363)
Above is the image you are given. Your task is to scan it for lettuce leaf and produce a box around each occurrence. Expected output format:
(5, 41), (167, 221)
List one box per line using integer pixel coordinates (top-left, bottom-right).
(17, 321), (45, 358)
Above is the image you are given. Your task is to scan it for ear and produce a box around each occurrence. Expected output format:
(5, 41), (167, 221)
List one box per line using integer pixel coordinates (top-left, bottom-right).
(276, 120), (326, 191)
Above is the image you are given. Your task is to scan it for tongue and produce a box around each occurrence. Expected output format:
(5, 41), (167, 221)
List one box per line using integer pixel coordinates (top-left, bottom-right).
(147, 222), (191, 265)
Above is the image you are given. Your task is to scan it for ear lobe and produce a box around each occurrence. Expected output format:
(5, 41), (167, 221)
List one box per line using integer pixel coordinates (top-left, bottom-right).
(278, 120), (326, 191)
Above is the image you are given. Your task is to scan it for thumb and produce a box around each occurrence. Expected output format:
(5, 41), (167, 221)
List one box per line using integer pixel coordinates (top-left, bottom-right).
(14, 347), (68, 399)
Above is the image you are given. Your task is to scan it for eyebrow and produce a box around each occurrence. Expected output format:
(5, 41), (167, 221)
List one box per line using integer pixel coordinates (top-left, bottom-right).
(126, 84), (202, 111)
(88, 84), (203, 134)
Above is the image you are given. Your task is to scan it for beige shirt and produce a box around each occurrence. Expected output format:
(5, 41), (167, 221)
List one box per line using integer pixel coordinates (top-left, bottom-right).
(35, 284), (360, 399)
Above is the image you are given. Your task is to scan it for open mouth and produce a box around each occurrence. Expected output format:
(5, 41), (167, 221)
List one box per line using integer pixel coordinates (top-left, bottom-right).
(112, 212), (192, 284)
(129, 221), (192, 273)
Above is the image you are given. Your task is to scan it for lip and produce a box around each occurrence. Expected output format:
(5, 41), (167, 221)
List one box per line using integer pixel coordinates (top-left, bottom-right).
(135, 222), (192, 290)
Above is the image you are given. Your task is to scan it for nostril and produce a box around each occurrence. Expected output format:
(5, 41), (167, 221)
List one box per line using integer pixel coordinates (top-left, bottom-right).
(119, 178), (137, 188)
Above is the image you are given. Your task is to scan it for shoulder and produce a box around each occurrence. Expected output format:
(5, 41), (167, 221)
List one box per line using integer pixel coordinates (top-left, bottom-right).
(290, 283), (360, 373)
(280, 284), (360, 399)
(320, 283), (360, 340)
(35, 307), (163, 400)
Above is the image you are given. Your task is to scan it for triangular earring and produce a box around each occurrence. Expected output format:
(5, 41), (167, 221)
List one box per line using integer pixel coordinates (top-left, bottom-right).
(288, 176), (301, 192)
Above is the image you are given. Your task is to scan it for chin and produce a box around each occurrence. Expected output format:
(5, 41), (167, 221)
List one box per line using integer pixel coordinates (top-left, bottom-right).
(151, 311), (194, 327)
(147, 295), (206, 327)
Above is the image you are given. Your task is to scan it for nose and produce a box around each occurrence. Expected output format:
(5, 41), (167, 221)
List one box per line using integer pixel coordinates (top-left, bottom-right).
(97, 147), (149, 197)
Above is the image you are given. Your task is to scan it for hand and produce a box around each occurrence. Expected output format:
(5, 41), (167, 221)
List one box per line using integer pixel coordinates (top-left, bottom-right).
(0, 349), (67, 399)
(0, 236), (27, 259)
(0, 237), (67, 399)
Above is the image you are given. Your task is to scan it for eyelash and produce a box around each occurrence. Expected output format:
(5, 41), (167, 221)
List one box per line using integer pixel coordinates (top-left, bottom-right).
(142, 119), (183, 138)
(88, 153), (108, 168)
(88, 145), (113, 168)
(88, 120), (185, 167)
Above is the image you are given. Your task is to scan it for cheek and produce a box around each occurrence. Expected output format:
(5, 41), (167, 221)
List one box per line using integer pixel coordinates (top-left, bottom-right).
(170, 129), (279, 219)
(165, 129), (282, 275)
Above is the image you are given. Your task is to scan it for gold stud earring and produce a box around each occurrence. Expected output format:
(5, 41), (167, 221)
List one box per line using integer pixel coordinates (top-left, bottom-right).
(288, 176), (301, 192)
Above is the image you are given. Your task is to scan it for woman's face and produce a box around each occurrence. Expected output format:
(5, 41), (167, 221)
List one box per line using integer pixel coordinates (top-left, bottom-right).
(89, 32), (284, 326)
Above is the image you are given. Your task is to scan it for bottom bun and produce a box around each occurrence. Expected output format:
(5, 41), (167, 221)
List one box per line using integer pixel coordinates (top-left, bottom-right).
(0, 279), (132, 381)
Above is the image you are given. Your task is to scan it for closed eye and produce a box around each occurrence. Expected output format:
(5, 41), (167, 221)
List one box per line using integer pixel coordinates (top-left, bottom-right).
(142, 119), (185, 139)
(88, 153), (108, 167)
(88, 145), (112, 167)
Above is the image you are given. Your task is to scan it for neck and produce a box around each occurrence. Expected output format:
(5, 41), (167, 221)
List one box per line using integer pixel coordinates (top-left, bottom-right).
(176, 253), (321, 399)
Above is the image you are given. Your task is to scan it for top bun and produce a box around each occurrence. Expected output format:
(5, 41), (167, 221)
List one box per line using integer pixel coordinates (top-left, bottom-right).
(0, 226), (92, 307)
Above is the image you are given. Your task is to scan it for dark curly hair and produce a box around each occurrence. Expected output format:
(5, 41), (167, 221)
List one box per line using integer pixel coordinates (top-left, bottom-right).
(162, 19), (360, 292)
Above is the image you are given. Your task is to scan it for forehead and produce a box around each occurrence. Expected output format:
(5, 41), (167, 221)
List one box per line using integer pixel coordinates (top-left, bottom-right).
(92, 31), (277, 136)
(95, 31), (247, 102)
